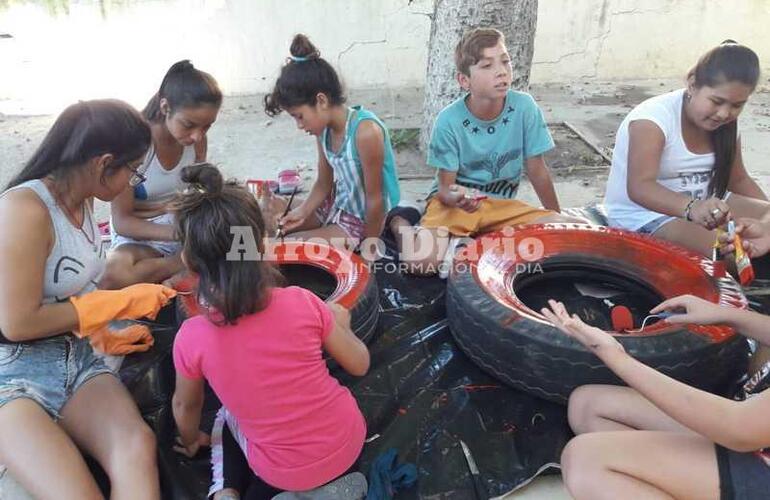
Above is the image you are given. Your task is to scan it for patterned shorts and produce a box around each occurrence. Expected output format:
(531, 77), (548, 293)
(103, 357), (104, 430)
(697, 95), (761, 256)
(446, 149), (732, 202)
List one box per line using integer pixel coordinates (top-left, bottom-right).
(315, 196), (366, 244)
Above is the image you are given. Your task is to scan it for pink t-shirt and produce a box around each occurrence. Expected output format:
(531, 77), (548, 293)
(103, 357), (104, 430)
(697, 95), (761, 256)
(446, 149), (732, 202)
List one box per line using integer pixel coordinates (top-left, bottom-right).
(173, 286), (366, 490)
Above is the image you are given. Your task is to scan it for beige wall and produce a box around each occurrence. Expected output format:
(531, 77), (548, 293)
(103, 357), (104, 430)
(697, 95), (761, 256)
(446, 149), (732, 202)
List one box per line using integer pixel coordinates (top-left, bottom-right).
(1, 0), (769, 113)
(0, 0), (434, 113)
(531, 0), (770, 83)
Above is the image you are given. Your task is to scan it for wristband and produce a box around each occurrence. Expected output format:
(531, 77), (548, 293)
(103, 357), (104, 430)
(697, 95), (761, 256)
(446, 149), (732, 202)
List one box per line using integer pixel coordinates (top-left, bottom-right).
(684, 198), (697, 222)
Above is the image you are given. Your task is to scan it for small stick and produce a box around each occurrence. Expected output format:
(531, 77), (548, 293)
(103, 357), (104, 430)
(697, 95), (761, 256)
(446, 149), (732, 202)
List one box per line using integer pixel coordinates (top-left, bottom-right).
(563, 121), (613, 164)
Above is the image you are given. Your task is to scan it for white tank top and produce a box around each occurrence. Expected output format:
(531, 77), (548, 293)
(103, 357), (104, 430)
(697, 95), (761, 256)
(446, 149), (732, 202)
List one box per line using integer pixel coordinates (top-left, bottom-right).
(603, 89), (715, 231)
(132, 143), (197, 210)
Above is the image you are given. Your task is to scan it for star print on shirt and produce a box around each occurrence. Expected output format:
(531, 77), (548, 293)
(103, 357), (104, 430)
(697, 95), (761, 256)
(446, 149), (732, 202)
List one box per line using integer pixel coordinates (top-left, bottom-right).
(502, 117), (510, 125)
(471, 126), (479, 134)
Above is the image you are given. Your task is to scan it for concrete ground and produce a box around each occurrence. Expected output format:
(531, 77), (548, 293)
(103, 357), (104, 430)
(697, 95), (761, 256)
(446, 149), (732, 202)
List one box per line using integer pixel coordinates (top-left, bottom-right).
(4, 78), (770, 220)
(2, 80), (770, 499)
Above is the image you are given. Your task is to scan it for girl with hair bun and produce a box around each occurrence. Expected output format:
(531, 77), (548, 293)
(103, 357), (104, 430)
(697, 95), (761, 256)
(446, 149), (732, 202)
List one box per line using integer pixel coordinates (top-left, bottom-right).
(264, 34), (400, 249)
(102, 60), (223, 289)
(170, 164), (369, 499)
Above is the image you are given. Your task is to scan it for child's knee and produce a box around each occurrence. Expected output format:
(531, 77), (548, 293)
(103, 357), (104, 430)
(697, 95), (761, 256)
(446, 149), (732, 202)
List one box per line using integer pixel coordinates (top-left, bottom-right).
(561, 435), (598, 496)
(109, 423), (156, 471)
(99, 260), (133, 290)
(567, 385), (599, 433)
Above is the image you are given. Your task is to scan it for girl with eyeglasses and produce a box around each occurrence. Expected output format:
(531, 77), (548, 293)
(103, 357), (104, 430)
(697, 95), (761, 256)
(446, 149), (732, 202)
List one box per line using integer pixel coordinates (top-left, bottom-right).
(0, 99), (175, 498)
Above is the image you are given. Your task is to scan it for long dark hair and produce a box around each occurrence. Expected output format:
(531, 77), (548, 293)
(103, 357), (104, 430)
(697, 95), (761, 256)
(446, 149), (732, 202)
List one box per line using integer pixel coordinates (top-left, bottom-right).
(7, 99), (151, 189)
(172, 164), (281, 325)
(143, 60), (223, 122)
(263, 34), (345, 116)
(688, 41), (760, 198)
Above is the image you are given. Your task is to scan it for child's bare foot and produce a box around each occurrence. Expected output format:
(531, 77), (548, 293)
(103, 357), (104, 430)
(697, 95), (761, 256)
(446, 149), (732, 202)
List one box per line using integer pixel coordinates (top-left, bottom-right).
(213, 488), (239, 500)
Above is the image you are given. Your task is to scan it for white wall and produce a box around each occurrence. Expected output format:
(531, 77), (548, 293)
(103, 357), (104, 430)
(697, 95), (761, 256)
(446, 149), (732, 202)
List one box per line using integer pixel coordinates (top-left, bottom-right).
(0, 0), (434, 113)
(531, 0), (770, 82)
(1, 0), (769, 114)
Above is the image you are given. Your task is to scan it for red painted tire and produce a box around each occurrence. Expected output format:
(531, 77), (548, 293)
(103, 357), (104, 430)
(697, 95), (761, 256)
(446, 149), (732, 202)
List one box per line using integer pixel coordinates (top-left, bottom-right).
(175, 241), (379, 343)
(447, 224), (750, 404)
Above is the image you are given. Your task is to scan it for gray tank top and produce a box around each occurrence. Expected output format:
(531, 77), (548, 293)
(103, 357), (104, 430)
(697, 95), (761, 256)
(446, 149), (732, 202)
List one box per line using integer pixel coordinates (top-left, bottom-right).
(2, 180), (105, 304)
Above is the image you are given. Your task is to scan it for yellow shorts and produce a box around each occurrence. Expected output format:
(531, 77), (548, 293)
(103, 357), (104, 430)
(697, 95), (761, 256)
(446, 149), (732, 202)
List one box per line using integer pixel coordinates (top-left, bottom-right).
(419, 197), (554, 237)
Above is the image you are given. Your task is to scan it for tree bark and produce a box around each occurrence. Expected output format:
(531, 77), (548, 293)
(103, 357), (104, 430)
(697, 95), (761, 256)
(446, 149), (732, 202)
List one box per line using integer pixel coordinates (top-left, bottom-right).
(421, 0), (538, 150)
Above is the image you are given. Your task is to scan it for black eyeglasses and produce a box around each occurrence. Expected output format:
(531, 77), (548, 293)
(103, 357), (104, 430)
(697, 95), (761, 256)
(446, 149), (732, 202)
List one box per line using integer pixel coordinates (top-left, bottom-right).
(128, 164), (147, 187)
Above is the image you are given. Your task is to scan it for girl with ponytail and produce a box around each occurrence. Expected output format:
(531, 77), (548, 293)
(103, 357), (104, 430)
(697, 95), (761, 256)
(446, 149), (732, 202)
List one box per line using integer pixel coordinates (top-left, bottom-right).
(102, 60), (222, 289)
(604, 41), (769, 257)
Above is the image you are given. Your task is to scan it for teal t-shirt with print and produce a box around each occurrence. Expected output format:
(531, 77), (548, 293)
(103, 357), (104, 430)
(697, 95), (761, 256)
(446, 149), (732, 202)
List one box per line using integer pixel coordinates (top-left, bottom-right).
(427, 89), (554, 199)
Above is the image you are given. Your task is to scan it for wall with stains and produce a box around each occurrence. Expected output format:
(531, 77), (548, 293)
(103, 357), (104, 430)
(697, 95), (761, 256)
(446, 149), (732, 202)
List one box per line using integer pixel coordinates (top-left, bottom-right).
(1, 0), (769, 112)
(531, 0), (770, 83)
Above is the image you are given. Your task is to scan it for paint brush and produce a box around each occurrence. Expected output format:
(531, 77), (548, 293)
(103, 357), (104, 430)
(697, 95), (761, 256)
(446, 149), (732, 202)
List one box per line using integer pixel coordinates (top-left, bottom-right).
(611, 305), (679, 333)
(275, 185), (298, 239)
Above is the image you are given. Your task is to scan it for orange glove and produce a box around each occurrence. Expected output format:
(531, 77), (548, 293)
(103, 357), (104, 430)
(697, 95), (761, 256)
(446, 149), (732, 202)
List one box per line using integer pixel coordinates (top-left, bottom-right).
(70, 284), (177, 338)
(89, 323), (154, 355)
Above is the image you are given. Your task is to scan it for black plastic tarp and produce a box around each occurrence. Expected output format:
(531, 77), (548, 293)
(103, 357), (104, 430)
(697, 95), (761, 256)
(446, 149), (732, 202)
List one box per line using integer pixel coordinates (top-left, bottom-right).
(112, 266), (571, 499)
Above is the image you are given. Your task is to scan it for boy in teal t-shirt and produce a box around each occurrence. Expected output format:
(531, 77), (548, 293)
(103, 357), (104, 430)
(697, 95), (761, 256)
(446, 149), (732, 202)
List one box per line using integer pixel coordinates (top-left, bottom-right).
(388, 28), (580, 276)
(427, 88), (555, 200)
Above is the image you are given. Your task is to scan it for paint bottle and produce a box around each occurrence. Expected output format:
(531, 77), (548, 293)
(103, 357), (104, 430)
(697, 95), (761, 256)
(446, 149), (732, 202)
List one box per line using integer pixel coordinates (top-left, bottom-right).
(729, 220), (755, 285)
(712, 231), (726, 278)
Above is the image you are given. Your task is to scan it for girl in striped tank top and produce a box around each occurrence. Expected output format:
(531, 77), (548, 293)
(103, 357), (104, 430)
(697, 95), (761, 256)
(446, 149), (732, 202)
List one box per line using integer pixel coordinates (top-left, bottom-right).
(264, 34), (400, 249)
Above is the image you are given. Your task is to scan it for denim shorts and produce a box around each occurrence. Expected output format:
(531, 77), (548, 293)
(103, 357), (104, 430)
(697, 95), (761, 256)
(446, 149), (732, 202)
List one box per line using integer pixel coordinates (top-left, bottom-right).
(637, 215), (676, 235)
(109, 212), (180, 257)
(0, 335), (114, 420)
(716, 445), (770, 500)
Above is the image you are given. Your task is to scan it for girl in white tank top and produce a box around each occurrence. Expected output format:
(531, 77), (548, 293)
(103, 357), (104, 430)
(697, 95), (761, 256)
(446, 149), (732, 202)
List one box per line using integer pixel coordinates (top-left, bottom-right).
(102, 60), (222, 289)
(602, 42), (768, 258)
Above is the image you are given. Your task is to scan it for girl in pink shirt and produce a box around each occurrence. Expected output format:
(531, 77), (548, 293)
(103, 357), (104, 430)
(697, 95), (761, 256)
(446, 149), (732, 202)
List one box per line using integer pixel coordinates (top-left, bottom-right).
(169, 164), (370, 499)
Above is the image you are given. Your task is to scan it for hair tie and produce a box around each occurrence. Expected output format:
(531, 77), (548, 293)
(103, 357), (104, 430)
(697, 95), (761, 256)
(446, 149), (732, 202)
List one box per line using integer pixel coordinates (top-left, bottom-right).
(183, 183), (207, 195)
(287, 51), (319, 64)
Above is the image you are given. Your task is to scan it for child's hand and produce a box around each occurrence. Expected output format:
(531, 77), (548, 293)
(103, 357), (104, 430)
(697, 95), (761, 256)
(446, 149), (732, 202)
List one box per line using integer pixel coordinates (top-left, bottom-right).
(329, 303), (352, 330)
(447, 184), (481, 213)
(689, 197), (730, 230)
(541, 299), (625, 356)
(719, 218), (770, 258)
(650, 295), (725, 325)
(280, 206), (309, 234)
(257, 190), (285, 236)
(173, 435), (203, 458)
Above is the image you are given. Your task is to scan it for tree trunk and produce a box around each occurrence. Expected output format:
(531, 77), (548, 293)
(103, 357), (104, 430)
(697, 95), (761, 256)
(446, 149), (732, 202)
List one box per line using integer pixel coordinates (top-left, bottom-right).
(421, 0), (538, 150)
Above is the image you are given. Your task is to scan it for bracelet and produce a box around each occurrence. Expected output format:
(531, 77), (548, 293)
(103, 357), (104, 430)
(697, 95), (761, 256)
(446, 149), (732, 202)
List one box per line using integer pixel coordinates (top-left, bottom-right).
(684, 198), (697, 222)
